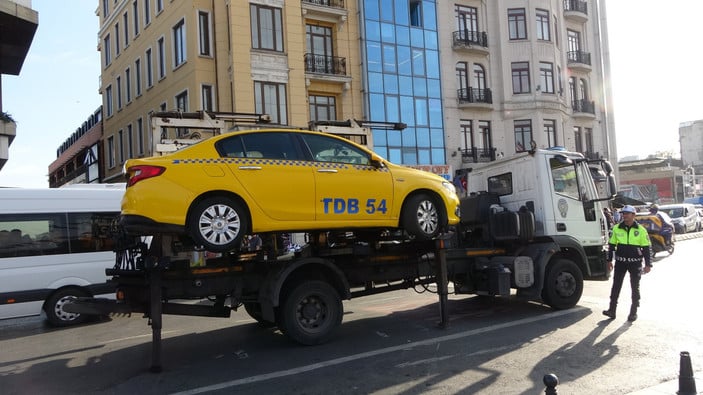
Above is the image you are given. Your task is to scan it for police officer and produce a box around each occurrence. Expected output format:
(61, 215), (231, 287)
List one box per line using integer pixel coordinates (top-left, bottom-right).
(603, 205), (652, 322)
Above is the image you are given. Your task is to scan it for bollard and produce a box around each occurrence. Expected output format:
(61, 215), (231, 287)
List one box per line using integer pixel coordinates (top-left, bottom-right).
(543, 373), (558, 395)
(678, 351), (697, 395)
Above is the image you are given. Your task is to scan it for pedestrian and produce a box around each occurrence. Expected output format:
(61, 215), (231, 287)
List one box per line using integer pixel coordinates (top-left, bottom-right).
(602, 205), (652, 322)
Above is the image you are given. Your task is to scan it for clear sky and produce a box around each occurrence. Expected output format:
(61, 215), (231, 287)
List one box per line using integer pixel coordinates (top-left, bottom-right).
(1, 0), (702, 188)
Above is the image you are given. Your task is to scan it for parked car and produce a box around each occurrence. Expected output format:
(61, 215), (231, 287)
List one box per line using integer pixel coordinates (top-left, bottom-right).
(120, 129), (461, 252)
(658, 203), (699, 233)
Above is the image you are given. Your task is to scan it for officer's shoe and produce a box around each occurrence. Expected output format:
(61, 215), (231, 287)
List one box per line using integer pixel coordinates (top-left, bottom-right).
(602, 309), (616, 319)
(627, 313), (638, 322)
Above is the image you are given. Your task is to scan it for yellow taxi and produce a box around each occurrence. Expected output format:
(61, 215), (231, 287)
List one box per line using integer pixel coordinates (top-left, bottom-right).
(121, 129), (460, 252)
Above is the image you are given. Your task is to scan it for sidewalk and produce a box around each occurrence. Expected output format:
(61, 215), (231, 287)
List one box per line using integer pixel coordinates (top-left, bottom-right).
(628, 376), (701, 394)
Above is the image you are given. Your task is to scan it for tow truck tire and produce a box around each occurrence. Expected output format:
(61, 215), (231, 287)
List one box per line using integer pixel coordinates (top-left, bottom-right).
(243, 302), (276, 328)
(401, 193), (442, 240)
(541, 259), (583, 310)
(188, 197), (247, 252)
(44, 287), (90, 327)
(278, 280), (342, 345)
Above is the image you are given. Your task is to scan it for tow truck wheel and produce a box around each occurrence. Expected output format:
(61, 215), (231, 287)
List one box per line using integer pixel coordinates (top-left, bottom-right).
(278, 280), (342, 345)
(541, 259), (583, 310)
(402, 194), (441, 240)
(188, 197), (247, 252)
(44, 288), (90, 327)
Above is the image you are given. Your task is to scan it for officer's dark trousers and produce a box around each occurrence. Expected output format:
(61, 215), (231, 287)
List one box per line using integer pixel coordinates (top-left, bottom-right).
(609, 261), (642, 307)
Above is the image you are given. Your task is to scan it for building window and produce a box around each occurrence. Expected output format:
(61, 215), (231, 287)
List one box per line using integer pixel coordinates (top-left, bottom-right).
(137, 117), (144, 155)
(107, 135), (115, 168)
(536, 9), (550, 41)
(118, 129), (124, 164)
(173, 18), (186, 67)
(514, 120), (532, 152)
(410, 0), (423, 27)
(157, 37), (166, 79)
(508, 8), (527, 40)
(511, 62), (530, 94)
(460, 120), (473, 151)
(115, 23), (120, 55)
(105, 85), (113, 117)
(201, 85), (214, 111)
(456, 5), (478, 36)
(584, 127), (593, 153)
(175, 90), (188, 112)
(574, 126), (583, 152)
(104, 34), (112, 66)
(539, 62), (554, 93)
(144, 0), (150, 25)
(544, 119), (557, 147)
(474, 64), (487, 90)
(198, 11), (211, 56)
(145, 48), (153, 87)
(254, 81), (287, 125)
(156, 0), (163, 13)
(133, 1), (139, 36)
(102, 0), (109, 17)
(479, 121), (492, 152)
(456, 62), (468, 91)
(123, 12), (129, 47)
(309, 95), (336, 121)
(135, 58), (142, 96)
(125, 68), (131, 103)
(127, 124), (134, 159)
(568, 29), (581, 52)
(250, 4), (284, 52)
(116, 76), (122, 109)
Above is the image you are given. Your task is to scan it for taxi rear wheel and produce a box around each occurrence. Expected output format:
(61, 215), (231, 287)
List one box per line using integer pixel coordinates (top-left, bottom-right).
(188, 197), (248, 252)
(401, 193), (442, 240)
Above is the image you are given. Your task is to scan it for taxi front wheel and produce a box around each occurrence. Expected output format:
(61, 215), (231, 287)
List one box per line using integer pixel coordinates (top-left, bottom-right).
(188, 197), (248, 252)
(401, 193), (442, 240)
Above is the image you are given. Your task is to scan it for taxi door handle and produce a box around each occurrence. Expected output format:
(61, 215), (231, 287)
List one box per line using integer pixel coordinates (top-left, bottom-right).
(317, 169), (338, 173)
(238, 166), (262, 170)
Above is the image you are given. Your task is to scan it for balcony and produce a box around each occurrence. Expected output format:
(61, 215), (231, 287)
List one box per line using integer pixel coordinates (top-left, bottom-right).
(452, 30), (489, 55)
(301, 0), (347, 24)
(304, 53), (351, 85)
(566, 50), (592, 72)
(457, 88), (493, 110)
(461, 147), (496, 164)
(563, 0), (588, 22)
(572, 99), (596, 118)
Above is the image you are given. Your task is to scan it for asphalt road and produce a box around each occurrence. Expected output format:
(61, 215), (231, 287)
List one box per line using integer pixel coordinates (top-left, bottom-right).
(1, 234), (702, 395)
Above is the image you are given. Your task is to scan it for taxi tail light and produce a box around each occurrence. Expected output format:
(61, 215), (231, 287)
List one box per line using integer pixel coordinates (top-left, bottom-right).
(127, 165), (165, 187)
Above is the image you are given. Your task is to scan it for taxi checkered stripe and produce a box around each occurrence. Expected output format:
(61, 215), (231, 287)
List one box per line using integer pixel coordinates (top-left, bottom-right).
(171, 158), (388, 172)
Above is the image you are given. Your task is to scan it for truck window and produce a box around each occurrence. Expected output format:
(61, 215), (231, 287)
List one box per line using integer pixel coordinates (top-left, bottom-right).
(486, 173), (512, 196)
(550, 158), (579, 200)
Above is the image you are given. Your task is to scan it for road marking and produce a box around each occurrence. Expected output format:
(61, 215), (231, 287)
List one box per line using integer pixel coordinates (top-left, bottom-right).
(169, 307), (586, 395)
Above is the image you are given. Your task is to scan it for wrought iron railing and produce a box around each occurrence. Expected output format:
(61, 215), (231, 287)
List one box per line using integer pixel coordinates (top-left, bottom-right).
(304, 53), (347, 76)
(572, 99), (595, 114)
(452, 30), (488, 48)
(302, 0), (344, 8)
(567, 50), (591, 66)
(457, 88), (492, 104)
(461, 147), (496, 163)
(563, 0), (588, 15)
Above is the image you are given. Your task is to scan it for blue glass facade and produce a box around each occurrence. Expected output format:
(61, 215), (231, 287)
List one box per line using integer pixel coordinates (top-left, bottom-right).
(361, 0), (444, 165)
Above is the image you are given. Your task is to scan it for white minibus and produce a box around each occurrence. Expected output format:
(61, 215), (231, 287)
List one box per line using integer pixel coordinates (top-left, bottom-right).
(0, 184), (124, 326)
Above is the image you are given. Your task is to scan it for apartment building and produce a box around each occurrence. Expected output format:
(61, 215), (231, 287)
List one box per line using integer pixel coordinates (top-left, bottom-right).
(97, 0), (363, 182)
(94, 0), (613, 183)
(438, 0), (614, 172)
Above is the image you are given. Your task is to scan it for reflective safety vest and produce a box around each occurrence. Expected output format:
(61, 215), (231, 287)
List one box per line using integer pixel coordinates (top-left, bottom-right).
(608, 221), (651, 265)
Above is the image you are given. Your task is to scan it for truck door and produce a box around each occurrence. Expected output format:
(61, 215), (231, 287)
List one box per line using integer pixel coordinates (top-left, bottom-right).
(299, 134), (394, 222)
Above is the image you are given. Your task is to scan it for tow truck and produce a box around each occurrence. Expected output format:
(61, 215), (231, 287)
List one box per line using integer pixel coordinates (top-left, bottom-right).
(67, 112), (616, 372)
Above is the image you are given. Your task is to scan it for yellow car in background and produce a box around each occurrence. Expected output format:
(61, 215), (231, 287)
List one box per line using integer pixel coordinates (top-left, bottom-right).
(121, 129), (460, 252)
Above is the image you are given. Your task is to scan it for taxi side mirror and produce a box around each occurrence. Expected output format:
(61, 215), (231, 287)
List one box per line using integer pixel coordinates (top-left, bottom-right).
(370, 154), (385, 169)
